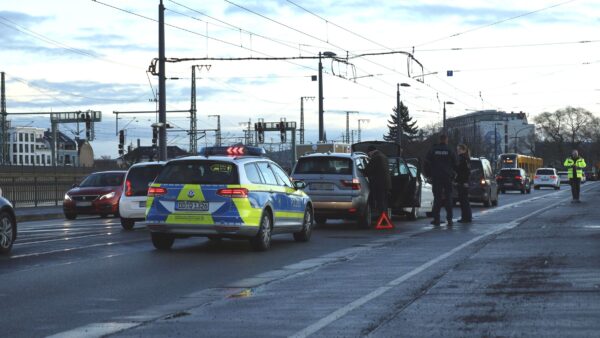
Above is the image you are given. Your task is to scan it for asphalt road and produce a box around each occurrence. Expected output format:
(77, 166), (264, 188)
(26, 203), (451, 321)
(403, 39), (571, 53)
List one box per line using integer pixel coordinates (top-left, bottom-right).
(2, 183), (598, 337)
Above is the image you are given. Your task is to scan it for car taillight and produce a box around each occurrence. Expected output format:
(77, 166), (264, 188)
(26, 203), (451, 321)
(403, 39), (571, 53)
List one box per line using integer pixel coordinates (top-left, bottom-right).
(496, 175), (502, 180)
(341, 178), (361, 190)
(550, 175), (557, 179)
(534, 175), (540, 179)
(217, 188), (249, 198)
(515, 176), (522, 180)
(148, 186), (167, 197)
(125, 179), (133, 196)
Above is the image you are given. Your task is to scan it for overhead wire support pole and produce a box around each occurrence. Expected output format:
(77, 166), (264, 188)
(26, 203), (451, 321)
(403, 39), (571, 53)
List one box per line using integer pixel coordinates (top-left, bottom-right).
(0, 72), (6, 164)
(190, 65), (197, 154)
(158, 0), (167, 161)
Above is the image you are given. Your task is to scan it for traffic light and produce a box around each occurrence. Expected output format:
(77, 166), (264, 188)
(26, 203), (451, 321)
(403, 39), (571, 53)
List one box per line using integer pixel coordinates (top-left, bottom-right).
(85, 113), (92, 140)
(279, 122), (286, 143)
(152, 126), (158, 148)
(255, 122), (264, 144)
(118, 130), (125, 156)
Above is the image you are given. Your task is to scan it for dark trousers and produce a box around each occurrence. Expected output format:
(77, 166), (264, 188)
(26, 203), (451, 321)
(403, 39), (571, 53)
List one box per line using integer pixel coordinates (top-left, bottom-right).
(457, 183), (472, 221)
(570, 178), (581, 200)
(371, 184), (388, 216)
(432, 178), (453, 222)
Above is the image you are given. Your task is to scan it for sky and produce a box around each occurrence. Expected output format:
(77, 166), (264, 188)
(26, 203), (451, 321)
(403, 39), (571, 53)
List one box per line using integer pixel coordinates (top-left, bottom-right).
(1, 0), (600, 157)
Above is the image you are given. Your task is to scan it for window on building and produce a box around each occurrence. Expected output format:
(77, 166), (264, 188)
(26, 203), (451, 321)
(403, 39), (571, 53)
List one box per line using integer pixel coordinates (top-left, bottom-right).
(19, 144), (23, 152)
(12, 155), (16, 164)
(12, 144), (16, 152)
(25, 133), (29, 142)
(36, 155), (40, 164)
(30, 133), (34, 142)
(25, 144), (29, 153)
(47, 157), (50, 165)
(42, 154), (45, 164)
(19, 133), (23, 142)
(31, 155), (34, 164)
(25, 156), (29, 164)
(19, 155), (22, 164)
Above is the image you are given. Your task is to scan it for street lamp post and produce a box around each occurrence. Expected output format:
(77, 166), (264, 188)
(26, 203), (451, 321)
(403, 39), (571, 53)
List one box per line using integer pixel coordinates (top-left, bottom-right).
(442, 101), (454, 133)
(299, 96), (314, 145)
(396, 82), (411, 147)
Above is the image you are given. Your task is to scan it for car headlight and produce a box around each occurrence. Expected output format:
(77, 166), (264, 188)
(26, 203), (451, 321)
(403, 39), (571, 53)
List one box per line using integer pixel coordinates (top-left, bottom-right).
(64, 193), (72, 201)
(99, 192), (116, 200)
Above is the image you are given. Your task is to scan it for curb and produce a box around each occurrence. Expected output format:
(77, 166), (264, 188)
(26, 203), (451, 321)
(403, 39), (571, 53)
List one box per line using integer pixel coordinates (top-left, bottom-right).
(16, 212), (65, 223)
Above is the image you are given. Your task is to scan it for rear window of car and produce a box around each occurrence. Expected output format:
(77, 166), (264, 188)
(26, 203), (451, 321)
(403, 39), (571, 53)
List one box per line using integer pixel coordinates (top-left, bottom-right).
(155, 160), (239, 184)
(536, 169), (555, 175)
(127, 165), (163, 196)
(294, 157), (353, 175)
(500, 169), (521, 176)
(80, 172), (124, 187)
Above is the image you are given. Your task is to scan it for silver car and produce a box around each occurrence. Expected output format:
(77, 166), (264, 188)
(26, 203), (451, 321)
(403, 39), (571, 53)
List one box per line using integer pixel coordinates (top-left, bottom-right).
(291, 152), (371, 227)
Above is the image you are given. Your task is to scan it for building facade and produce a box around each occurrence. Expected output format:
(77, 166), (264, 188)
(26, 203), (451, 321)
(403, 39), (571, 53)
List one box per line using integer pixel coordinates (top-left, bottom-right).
(446, 110), (535, 161)
(8, 127), (52, 166)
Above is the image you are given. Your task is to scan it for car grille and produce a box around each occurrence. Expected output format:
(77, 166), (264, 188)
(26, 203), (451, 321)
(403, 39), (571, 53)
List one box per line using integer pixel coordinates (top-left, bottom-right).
(72, 195), (99, 202)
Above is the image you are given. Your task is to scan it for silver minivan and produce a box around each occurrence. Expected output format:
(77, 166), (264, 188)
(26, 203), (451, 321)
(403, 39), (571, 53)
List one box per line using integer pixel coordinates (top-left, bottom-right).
(291, 153), (371, 227)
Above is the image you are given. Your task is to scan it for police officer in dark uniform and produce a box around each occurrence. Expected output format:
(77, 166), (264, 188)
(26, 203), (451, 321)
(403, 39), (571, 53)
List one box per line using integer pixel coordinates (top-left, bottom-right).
(425, 134), (458, 226)
(365, 145), (391, 218)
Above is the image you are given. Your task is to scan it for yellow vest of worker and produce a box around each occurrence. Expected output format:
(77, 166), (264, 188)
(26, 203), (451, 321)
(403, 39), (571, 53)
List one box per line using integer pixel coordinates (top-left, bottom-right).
(563, 157), (586, 179)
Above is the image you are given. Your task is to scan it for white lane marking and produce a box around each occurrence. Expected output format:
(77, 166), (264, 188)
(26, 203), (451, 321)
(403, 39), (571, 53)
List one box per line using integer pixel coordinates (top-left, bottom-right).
(289, 193), (571, 338)
(46, 322), (138, 338)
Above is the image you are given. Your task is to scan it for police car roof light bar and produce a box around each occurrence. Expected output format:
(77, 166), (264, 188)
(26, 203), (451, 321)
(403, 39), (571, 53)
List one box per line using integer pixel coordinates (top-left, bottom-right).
(201, 145), (266, 157)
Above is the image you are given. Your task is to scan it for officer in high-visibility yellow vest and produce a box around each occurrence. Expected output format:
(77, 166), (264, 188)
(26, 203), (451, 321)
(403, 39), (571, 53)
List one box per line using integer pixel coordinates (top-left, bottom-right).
(563, 150), (586, 202)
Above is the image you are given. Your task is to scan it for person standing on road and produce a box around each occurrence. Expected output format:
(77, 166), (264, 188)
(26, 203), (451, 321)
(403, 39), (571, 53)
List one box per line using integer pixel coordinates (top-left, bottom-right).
(564, 150), (586, 203)
(365, 145), (391, 219)
(424, 134), (458, 226)
(456, 144), (472, 223)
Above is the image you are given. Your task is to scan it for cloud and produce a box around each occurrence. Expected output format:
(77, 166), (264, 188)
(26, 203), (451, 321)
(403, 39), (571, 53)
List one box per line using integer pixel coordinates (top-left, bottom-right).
(6, 79), (152, 109)
(74, 32), (155, 52)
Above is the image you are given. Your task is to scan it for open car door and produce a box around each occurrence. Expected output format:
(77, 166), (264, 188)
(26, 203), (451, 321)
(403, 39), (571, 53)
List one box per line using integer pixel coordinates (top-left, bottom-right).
(352, 141), (421, 213)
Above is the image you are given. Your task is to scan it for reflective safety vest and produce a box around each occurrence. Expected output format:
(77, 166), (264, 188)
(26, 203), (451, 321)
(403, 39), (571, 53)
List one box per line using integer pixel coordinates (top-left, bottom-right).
(563, 157), (586, 179)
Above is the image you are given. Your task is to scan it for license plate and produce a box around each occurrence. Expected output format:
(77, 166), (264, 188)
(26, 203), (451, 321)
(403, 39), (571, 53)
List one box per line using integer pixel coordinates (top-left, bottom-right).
(311, 183), (334, 190)
(77, 201), (92, 207)
(175, 200), (209, 211)
(139, 201), (146, 208)
(504, 183), (513, 186)
(542, 178), (549, 181)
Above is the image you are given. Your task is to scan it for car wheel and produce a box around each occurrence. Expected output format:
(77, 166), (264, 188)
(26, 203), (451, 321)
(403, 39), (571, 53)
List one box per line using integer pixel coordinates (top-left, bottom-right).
(250, 211), (272, 251)
(120, 218), (135, 230)
(151, 232), (175, 250)
(65, 213), (77, 220)
(357, 203), (372, 229)
(315, 215), (327, 226)
(293, 207), (313, 242)
(534, 185), (540, 190)
(407, 207), (419, 221)
(556, 185), (560, 190)
(0, 211), (16, 254)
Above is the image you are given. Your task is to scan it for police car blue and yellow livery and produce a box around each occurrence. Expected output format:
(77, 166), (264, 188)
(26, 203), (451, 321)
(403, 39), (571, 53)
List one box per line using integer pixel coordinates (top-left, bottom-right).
(146, 146), (313, 251)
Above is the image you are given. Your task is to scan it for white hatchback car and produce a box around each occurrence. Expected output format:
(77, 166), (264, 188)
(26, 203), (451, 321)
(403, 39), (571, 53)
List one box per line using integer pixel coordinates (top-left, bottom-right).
(119, 162), (165, 230)
(533, 168), (560, 190)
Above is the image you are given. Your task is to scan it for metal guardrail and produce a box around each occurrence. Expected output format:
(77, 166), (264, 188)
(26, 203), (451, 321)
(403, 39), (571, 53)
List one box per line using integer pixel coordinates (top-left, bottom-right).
(0, 164), (120, 207)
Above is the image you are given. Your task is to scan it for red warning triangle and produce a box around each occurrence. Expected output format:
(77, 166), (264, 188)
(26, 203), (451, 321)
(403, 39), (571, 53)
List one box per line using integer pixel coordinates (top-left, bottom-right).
(375, 211), (394, 230)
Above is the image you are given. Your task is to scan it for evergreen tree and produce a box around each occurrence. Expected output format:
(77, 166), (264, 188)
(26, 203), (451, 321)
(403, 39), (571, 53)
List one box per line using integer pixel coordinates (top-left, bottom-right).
(384, 101), (419, 143)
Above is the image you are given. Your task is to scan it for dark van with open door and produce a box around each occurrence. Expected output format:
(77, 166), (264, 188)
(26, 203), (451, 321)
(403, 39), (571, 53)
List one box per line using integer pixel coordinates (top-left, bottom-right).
(352, 141), (422, 217)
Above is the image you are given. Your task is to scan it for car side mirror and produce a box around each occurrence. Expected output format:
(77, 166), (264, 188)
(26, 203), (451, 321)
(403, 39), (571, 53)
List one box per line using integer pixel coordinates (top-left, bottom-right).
(293, 180), (307, 190)
(71, 183), (78, 188)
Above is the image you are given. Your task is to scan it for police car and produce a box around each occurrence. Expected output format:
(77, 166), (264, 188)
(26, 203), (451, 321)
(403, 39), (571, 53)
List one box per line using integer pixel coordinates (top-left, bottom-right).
(145, 146), (313, 251)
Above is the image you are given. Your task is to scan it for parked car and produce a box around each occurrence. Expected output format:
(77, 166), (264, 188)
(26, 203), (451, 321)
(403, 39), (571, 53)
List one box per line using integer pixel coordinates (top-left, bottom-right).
(146, 146), (313, 251)
(291, 152), (371, 227)
(453, 157), (499, 207)
(407, 164), (433, 219)
(0, 195), (17, 254)
(533, 168), (560, 190)
(63, 171), (127, 219)
(557, 171), (569, 184)
(585, 171), (597, 181)
(496, 168), (531, 194)
(119, 162), (165, 230)
(351, 141), (423, 218)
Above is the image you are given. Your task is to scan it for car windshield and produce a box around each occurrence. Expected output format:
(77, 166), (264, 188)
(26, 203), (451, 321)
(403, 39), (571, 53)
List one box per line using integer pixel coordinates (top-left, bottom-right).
(294, 157), (353, 175)
(127, 165), (163, 196)
(79, 172), (124, 187)
(155, 160), (239, 184)
(536, 169), (555, 175)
